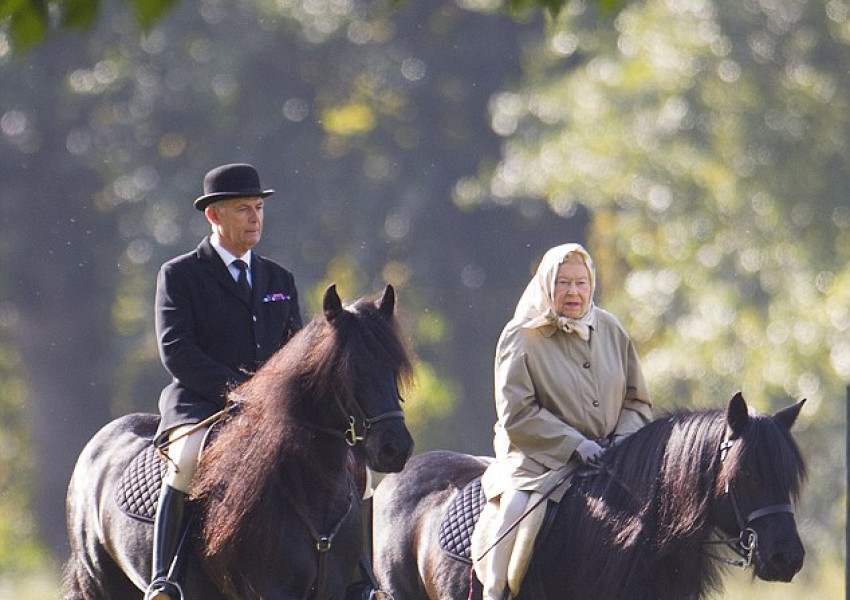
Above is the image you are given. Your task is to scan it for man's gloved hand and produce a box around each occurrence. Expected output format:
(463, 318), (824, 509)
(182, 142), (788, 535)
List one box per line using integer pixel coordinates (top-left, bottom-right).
(575, 439), (604, 465)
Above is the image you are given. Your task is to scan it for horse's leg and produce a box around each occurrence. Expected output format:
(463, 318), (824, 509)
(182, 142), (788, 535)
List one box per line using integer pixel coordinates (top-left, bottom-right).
(61, 542), (143, 600)
(63, 490), (143, 600)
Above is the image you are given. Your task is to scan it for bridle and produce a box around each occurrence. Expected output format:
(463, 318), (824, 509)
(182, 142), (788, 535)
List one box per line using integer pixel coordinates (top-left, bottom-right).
(341, 397), (405, 448)
(703, 438), (795, 569)
(282, 484), (355, 600)
(312, 375), (406, 447)
(288, 375), (405, 599)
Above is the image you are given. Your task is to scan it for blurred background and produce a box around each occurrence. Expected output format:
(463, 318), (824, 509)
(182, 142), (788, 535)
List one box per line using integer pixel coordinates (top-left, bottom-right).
(1, 0), (848, 597)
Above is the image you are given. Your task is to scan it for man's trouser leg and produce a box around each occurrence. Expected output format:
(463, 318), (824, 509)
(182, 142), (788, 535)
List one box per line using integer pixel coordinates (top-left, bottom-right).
(144, 425), (205, 600)
(481, 488), (530, 600)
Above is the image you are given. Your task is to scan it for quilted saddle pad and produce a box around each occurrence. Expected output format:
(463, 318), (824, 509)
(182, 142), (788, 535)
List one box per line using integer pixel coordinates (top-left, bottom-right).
(437, 476), (485, 564)
(117, 442), (167, 522)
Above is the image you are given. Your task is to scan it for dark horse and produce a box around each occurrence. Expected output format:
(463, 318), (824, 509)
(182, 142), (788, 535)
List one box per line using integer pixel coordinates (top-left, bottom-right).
(373, 393), (806, 600)
(63, 284), (414, 600)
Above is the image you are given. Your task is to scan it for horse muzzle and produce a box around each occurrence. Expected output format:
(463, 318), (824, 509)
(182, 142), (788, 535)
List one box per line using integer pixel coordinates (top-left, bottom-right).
(754, 533), (805, 582)
(365, 423), (414, 473)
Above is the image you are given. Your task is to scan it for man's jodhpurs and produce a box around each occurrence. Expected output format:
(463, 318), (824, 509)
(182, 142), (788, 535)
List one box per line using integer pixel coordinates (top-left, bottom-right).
(144, 424), (207, 600)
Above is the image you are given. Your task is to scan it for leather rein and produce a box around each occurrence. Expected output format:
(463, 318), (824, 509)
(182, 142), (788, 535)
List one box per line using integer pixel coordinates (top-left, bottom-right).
(702, 438), (795, 569)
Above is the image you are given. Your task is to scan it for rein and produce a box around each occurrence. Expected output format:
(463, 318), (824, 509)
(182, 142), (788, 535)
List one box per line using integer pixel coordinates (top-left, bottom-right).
(475, 462), (580, 561)
(703, 439), (795, 569)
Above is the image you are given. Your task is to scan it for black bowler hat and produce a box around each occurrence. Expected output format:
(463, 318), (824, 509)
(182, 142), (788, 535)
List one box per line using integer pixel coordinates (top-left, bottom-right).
(194, 163), (275, 211)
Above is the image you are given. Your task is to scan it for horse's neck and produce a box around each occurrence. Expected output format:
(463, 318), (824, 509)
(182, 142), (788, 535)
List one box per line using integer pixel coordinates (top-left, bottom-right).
(282, 432), (351, 503)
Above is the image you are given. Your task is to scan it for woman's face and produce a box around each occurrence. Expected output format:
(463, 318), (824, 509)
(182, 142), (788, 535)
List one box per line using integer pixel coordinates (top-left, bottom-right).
(553, 258), (592, 318)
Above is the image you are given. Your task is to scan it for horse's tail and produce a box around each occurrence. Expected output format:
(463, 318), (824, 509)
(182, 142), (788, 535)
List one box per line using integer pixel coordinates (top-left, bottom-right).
(60, 558), (89, 600)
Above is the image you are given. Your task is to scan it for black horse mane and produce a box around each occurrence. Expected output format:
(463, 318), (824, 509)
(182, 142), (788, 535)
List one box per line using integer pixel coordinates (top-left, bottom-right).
(559, 405), (806, 599)
(191, 291), (412, 572)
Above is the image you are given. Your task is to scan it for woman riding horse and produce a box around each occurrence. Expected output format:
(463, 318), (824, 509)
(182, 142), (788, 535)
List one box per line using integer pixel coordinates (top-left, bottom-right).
(371, 394), (806, 600)
(477, 243), (652, 600)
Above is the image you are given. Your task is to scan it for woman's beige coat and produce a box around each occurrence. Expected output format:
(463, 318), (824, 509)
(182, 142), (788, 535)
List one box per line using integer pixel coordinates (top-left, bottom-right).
(482, 307), (652, 498)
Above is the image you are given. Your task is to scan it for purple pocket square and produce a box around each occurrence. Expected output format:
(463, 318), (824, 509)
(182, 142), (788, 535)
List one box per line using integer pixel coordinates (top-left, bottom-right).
(262, 293), (291, 303)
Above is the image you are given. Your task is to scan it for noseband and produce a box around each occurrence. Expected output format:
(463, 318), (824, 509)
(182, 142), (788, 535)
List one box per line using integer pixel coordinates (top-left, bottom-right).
(703, 438), (794, 569)
(341, 402), (405, 447)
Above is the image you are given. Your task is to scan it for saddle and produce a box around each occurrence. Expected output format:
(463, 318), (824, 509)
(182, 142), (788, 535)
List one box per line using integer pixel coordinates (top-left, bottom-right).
(438, 477), (486, 563)
(437, 477), (558, 564)
(117, 442), (167, 522)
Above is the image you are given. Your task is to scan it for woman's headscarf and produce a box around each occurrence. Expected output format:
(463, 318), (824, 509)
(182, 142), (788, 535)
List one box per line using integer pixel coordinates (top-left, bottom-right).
(511, 243), (597, 340)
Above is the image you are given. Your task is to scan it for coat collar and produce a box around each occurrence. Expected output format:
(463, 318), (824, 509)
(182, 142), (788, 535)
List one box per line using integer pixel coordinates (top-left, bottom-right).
(196, 236), (260, 308)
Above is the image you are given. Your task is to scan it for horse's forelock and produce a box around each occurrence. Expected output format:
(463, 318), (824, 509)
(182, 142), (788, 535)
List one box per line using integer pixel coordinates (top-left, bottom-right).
(339, 299), (413, 382)
(721, 412), (807, 503)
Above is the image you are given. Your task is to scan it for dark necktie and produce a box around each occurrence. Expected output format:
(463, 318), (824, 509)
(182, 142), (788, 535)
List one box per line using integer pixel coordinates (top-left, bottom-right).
(233, 259), (252, 303)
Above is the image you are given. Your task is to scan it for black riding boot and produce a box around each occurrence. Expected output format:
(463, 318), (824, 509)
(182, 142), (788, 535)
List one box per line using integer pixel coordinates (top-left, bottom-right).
(145, 484), (187, 600)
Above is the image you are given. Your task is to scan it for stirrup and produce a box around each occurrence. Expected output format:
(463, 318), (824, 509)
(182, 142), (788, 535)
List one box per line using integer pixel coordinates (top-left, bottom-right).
(144, 577), (184, 600)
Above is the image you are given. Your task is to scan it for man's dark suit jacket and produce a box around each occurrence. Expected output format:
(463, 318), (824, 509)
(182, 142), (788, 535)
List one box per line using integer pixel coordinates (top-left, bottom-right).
(154, 236), (302, 443)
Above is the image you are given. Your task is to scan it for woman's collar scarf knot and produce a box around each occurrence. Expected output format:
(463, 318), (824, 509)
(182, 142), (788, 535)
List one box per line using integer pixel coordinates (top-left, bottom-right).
(536, 308), (594, 341)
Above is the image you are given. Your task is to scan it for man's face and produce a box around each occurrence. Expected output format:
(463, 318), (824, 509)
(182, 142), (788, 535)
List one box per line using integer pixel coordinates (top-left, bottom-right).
(206, 196), (264, 256)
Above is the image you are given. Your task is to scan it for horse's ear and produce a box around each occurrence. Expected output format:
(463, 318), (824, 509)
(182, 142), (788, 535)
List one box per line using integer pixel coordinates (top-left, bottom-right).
(774, 398), (806, 431)
(727, 392), (749, 437)
(323, 284), (344, 321)
(378, 284), (395, 318)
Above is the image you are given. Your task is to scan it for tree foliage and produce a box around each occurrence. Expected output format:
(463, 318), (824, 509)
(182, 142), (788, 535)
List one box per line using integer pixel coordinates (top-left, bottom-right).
(0, 0), (627, 52)
(464, 0), (850, 579)
(0, 0), (847, 596)
(0, 0), (176, 50)
(0, 337), (42, 572)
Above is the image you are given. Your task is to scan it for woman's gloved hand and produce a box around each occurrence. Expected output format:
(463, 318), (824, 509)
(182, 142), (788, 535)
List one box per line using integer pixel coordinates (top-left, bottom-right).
(575, 439), (604, 465)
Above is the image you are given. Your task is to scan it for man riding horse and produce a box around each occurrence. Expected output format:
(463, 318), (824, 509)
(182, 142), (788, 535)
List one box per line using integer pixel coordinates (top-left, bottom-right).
(145, 163), (303, 599)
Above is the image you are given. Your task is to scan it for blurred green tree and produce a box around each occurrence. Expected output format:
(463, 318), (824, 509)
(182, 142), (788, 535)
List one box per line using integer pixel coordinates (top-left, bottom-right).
(0, 0), (579, 562)
(463, 0), (850, 587)
(0, 0), (625, 51)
